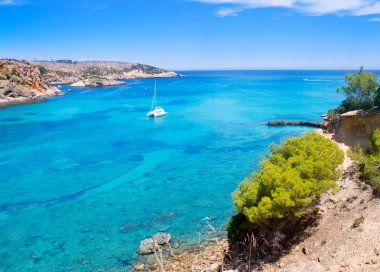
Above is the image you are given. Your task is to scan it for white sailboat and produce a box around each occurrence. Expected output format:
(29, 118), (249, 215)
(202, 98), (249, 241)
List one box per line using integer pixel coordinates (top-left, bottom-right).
(147, 81), (167, 117)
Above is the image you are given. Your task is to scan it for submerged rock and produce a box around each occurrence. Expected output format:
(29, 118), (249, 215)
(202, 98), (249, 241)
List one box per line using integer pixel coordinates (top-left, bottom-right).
(171, 241), (180, 249)
(29, 252), (43, 263)
(119, 223), (134, 233)
(138, 238), (156, 254)
(152, 233), (171, 245)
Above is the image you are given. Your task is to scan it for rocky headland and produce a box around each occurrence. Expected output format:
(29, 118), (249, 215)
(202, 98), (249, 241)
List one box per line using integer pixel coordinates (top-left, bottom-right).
(32, 60), (180, 86)
(0, 59), (180, 106)
(0, 60), (62, 106)
(70, 77), (126, 87)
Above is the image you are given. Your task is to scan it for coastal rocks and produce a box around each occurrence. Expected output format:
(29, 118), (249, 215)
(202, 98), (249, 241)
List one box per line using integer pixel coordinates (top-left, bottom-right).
(152, 233), (171, 245)
(334, 107), (380, 148)
(0, 60), (63, 107)
(138, 238), (157, 254)
(137, 233), (172, 255)
(70, 77), (126, 87)
(267, 120), (323, 128)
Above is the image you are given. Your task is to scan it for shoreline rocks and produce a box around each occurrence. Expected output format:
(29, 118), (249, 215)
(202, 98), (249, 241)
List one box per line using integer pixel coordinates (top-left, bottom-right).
(138, 238), (157, 255)
(137, 233), (172, 255)
(70, 78), (126, 87)
(0, 60), (63, 107)
(152, 233), (171, 245)
(267, 120), (323, 128)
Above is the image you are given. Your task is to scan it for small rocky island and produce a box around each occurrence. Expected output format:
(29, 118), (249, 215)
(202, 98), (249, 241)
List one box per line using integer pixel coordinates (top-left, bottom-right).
(0, 60), (62, 106)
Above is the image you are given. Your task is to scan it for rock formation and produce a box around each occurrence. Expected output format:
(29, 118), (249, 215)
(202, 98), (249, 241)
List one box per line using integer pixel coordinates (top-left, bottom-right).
(267, 120), (323, 128)
(0, 60), (62, 106)
(70, 77), (126, 87)
(334, 107), (380, 148)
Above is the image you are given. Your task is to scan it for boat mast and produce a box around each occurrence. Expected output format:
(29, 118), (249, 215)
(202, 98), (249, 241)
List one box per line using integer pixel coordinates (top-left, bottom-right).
(151, 80), (157, 110)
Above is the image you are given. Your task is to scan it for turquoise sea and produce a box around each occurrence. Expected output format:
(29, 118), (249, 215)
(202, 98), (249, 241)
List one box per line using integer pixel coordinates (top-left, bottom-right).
(0, 70), (347, 271)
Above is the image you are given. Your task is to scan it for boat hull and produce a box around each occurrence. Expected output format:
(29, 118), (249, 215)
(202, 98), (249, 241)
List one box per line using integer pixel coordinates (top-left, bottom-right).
(147, 108), (167, 118)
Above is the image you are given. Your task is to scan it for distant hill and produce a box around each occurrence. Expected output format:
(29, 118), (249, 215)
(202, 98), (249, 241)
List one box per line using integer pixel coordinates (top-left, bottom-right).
(32, 60), (179, 85)
(0, 59), (179, 107)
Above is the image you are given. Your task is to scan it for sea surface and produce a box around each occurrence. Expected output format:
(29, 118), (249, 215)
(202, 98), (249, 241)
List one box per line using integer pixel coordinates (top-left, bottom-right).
(0, 70), (348, 271)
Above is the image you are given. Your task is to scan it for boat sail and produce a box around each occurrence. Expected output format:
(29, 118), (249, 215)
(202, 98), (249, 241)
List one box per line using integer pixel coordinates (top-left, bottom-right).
(147, 81), (167, 117)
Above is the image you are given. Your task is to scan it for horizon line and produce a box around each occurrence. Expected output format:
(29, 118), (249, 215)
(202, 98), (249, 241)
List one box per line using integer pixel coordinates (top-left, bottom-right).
(1, 57), (379, 71)
(173, 68), (380, 71)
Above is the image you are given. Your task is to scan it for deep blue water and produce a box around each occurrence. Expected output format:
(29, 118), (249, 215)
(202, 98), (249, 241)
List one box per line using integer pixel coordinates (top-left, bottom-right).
(0, 70), (347, 271)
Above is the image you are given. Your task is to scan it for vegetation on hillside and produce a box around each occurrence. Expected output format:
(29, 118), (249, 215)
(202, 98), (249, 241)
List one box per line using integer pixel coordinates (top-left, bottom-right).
(227, 133), (344, 258)
(330, 67), (380, 114)
(37, 65), (48, 75)
(350, 129), (380, 192)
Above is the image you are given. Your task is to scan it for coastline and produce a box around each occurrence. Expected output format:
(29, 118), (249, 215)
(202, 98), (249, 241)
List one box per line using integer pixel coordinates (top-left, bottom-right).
(0, 59), (181, 108)
(0, 88), (63, 108)
(2, 70), (375, 272)
(156, 130), (380, 272)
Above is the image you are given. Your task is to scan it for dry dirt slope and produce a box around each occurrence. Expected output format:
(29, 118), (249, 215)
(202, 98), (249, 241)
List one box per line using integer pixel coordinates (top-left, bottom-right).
(260, 138), (380, 272)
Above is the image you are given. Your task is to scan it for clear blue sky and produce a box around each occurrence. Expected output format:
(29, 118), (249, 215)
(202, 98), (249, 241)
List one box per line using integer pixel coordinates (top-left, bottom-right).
(1, 0), (380, 70)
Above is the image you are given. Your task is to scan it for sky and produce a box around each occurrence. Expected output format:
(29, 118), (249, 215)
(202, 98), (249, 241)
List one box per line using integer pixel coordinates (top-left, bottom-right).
(1, 0), (380, 70)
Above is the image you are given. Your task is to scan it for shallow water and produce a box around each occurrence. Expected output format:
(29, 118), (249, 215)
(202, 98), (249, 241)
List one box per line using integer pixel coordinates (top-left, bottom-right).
(0, 70), (346, 271)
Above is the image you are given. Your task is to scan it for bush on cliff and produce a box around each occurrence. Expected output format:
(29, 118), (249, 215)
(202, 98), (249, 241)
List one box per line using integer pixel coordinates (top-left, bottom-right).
(228, 133), (344, 256)
(351, 129), (380, 192)
(37, 65), (48, 75)
(331, 67), (379, 114)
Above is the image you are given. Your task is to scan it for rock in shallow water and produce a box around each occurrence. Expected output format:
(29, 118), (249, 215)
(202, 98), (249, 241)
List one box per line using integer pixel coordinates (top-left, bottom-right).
(152, 233), (171, 245)
(138, 238), (156, 254)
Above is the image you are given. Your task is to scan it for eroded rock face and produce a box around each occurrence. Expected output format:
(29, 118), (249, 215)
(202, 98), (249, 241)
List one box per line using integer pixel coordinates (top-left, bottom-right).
(0, 60), (62, 106)
(334, 107), (380, 148)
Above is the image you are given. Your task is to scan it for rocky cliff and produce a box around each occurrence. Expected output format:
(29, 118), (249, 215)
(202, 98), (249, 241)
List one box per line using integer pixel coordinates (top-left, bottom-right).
(334, 107), (380, 148)
(0, 60), (62, 106)
(32, 60), (179, 85)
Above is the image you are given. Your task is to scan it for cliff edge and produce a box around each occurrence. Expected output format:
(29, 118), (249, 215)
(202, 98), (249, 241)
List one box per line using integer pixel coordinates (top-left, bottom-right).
(0, 60), (62, 107)
(333, 107), (380, 148)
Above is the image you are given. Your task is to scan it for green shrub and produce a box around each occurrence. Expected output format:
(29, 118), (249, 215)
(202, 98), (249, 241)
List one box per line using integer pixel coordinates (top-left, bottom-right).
(232, 133), (344, 226)
(370, 129), (380, 153)
(229, 133), (344, 243)
(56, 71), (74, 77)
(352, 216), (365, 228)
(37, 65), (48, 75)
(350, 129), (380, 192)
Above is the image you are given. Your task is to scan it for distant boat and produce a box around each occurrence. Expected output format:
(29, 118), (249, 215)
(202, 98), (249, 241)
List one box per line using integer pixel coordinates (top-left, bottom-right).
(147, 81), (167, 118)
